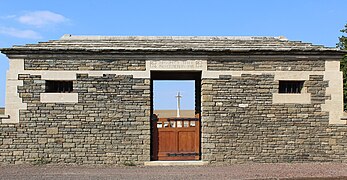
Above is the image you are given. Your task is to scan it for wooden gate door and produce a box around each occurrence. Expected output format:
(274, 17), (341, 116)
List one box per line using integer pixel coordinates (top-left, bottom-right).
(151, 114), (200, 161)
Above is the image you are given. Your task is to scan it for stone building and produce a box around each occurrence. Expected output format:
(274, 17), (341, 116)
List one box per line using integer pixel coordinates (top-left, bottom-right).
(0, 35), (347, 165)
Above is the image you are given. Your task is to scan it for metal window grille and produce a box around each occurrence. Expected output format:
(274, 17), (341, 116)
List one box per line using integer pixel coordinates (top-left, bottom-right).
(279, 81), (304, 94)
(45, 81), (73, 93)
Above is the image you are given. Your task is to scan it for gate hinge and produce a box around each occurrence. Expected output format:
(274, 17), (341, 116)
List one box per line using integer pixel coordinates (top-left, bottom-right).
(167, 153), (199, 157)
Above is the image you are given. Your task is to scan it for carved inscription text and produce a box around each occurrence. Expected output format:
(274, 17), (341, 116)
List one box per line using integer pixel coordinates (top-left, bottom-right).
(149, 60), (203, 70)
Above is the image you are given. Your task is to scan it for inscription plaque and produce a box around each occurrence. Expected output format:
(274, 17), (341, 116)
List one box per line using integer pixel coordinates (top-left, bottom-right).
(149, 60), (204, 70)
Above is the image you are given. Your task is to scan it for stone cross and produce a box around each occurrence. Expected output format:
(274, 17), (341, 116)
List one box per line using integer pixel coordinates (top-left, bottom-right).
(176, 92), (182, 117)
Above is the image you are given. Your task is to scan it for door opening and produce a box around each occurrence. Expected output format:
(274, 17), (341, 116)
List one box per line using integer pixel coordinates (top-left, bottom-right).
(150, 71), (201, 161)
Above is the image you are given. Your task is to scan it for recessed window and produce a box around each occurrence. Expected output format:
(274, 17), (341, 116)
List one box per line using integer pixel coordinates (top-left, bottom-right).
(279, 81), (304, 94)
(45, 81), (73, 93)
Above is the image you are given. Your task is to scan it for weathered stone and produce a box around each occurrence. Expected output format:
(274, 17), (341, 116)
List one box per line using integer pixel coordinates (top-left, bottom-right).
(63, 143), (75, 148)
(38, 138), (47, 144)
(13, 151), (23, 156)
(24, 59), (146, 71)
(46, 127), (58, 135)
(0, 36), (346, 166)
(202, 95), (213, 102)
(2, 139), (12, 145)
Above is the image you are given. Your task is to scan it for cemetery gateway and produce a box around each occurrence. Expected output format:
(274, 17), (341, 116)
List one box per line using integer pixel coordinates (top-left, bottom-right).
(0, 35), (347, 165)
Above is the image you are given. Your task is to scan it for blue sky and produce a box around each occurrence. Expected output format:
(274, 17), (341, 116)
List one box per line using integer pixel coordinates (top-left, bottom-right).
(0, 0), (346, 109)
(154, 81), (195, 110)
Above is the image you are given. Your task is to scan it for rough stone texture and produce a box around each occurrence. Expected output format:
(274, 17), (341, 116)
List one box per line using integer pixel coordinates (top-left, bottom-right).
(2, 57), (347, 165)
(0, 36), (346, 165)
(201, 74), (347, 164)
(2, 36), (341, 53)
(0, 73), (150, 165)
(207, 59), (325, 71)
(24, 59), (146, 71)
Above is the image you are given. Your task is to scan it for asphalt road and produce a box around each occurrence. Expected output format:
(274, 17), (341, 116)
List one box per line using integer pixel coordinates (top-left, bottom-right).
(1, 163), (347, 180)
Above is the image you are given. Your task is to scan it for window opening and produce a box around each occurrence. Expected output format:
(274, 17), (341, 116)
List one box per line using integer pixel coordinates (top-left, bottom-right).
(45, 81), (73, 93)
(279, 81), (304, 94)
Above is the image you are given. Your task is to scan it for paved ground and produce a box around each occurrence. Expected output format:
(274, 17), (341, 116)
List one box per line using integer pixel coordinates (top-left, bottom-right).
(1, 163), (347, 180)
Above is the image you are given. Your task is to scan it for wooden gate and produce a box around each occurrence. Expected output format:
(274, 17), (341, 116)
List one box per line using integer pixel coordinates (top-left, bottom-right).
(151, 114), (200, 161)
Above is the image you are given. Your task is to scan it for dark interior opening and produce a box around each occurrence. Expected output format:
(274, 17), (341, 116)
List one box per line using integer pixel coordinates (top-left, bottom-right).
(279, 80), (304, 94)
(45, 80), (73, 93)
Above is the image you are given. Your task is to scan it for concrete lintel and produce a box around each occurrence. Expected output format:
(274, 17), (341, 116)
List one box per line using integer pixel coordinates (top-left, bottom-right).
(144, 161), (208, 166)
(274, 71), (313, 81)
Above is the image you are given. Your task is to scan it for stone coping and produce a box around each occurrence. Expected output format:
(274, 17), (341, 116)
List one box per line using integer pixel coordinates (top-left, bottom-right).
(60, 34), (288, 41)
(2, 35), (344, 54)
(144, 161), (209, 166)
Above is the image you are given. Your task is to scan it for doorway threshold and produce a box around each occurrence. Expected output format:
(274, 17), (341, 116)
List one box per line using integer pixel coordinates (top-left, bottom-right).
(144, 161), (208, 166)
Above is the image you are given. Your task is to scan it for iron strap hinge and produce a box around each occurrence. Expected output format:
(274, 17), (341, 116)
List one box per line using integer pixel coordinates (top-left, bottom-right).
(167, 153), (199, 157)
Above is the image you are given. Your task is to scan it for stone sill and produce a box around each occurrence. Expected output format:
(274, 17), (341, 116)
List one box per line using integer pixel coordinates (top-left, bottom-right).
(40, 93), (78, 103)
(0, 114), (10, 119)
(272, 93), (311, 104)
(144, 161), (208, 166)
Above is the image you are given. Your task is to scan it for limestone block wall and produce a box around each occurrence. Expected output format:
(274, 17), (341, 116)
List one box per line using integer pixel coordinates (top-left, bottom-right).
(201, 73), (347, 164)
(24, 59), (146, 71)
(207, 59), (325, 71)
(0, 56), (346, 165)
(0, 72), (150, 165)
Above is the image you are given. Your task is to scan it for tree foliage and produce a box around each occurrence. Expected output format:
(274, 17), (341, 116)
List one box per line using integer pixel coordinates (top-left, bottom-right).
(337, 24), (347, 49)
(338, 24), (347, 110)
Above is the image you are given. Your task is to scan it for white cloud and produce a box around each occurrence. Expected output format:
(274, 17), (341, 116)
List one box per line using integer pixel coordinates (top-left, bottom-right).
(18, 11), (68, 27)
(0, 27), (42, 39)
(0, 10), (68, 39)
(0, 15), (17, 19)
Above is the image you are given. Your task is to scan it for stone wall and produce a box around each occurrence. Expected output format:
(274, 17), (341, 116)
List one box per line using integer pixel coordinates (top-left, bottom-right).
(201, 74), (347, 163)
(0, 73), (150, 165)
(1, 57), (347, 165)
(207, 60), (325, 71)
(24, 59), (146, 71)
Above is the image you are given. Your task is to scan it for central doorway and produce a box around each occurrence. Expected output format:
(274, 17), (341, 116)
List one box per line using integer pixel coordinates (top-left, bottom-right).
(150, 71), (201, 161)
